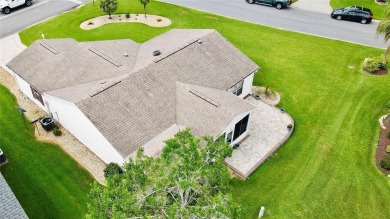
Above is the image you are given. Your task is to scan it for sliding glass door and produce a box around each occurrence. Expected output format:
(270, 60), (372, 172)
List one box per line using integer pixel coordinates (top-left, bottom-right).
(233, 114), (249, 141)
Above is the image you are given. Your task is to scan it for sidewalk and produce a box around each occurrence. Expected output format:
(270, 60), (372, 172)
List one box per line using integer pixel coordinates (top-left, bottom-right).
(292, 0), (333, 14)
(0, 33), (26, 67)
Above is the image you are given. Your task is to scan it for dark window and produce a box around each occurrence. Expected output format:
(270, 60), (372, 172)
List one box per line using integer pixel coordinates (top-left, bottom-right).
(30, 86), (44, 106)
(233, 114), (249, 141)
(229, 80), (244, 96)
(226, 131), (233, 144)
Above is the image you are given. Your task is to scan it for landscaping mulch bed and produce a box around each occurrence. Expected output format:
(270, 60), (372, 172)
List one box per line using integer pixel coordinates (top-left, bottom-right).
(362, 68), (388, 76)
(375, 115), (390, 174)
(371, 69), (388, 75)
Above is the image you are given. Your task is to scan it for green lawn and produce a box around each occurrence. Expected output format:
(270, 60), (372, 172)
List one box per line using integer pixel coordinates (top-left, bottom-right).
(0, 85), (94, 218)
(330, 0), (388, 19)
(19, 0), (390, 218)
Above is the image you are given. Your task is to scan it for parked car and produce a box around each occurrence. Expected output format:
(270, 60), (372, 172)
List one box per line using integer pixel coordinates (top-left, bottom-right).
(0, 0), (33, 14)
(331, 7), (373, 24)
(246, 0), (291, 10)
(344, 5), (373, 16)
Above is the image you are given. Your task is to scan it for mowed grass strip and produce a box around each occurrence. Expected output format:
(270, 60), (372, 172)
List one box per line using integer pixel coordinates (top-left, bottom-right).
(0, 85), (94, 219)
(19, 0), (390, 218)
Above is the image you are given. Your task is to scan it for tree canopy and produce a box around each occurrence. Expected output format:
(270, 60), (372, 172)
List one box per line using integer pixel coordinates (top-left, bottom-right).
(86, 129), (241, 218)
(100, 0), (118, 19)
(377, 5), (390, 57)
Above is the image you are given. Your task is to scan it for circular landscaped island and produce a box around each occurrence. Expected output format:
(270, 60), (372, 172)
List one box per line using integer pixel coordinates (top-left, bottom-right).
(80, 14), (171, 30)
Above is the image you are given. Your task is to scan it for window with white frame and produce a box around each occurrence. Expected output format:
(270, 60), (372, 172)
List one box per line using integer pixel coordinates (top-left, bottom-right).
(30, 86), (44, 106)
(228, 80), (244, 96)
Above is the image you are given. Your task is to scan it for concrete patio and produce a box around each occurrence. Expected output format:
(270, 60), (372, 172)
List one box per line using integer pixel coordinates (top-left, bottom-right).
(225, 96), (294, 178)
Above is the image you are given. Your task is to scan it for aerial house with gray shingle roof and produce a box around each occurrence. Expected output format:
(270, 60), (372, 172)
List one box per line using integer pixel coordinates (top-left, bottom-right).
(7, 29), (259, 165)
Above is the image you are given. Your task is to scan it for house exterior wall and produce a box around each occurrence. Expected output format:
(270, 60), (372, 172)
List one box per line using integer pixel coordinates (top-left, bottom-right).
(43, 94), (125, 164)
(237, 72), (254, 98)
(14, 73), (47, 111)
(221, 110), (254, 145)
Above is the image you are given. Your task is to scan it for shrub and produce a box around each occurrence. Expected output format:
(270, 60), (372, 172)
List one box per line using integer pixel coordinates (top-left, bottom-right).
(53, 128), (62, 136)
(104, 162), (123, 178)
(362, 55), (388, 73)
(125, 13), (130, 18)
(386, 145), (390, 153)
(264, 87), (276, 97)
(380, 155), (390, 170)
(157, 18), (162, 22)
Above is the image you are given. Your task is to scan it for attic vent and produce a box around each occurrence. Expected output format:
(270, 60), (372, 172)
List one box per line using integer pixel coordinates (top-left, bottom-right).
(153, 50), (161, 56)
(123, 53), (128, 57)
(197, 39), (202, 44)
(40, 43), (59, 55)
(89, 48), (122, 67)
(189, 90), (220, 107)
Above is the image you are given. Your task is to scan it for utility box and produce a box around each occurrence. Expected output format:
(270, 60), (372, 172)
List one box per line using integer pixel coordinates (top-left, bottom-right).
(40, 117), (56, 131)
(0, 149), (6, 165)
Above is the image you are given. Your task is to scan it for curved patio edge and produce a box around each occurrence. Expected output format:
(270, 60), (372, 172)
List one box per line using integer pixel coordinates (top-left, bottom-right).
(225, 96), (294, 179)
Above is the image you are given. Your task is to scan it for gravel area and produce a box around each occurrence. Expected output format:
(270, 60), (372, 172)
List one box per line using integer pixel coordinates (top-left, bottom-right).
(252, 86), (281, 106)
(0, 68), (106, 185)
(80, 14), (171, 30)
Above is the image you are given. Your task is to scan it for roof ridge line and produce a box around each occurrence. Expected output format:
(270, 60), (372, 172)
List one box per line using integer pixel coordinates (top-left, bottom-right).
(189, 89), (220, 107)
(40, 42), (60, 55)
(153, 39), (200, 63)
(89, 47), (122, 67)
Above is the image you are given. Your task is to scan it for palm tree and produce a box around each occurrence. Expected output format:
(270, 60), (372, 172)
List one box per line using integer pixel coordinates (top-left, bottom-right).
(376, 6), (390, 59)
(139, 0), (150, 18)
(100, 0), (118, 19)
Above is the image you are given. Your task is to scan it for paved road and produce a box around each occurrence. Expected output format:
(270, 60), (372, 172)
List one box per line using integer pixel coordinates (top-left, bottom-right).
(161, 0), (388, 48)
(0, 0), (90, 38)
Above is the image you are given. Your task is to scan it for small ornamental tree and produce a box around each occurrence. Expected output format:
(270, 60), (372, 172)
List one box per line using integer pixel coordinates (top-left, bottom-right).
(87, 128), (240, 218)
(377, 5), (390, 59)
(139, 0), (150, 18)
(100, 0), (118, 19)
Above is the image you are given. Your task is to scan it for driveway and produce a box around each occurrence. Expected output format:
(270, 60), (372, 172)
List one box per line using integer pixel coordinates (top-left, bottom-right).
(160, 0), (388, 48)
(0, 0), (90, 38)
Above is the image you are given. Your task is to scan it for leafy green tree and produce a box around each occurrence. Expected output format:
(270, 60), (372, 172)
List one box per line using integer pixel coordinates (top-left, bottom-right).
(86, 129), (240, 218)
(377, 6), (390, 59)
(100, 0), (118, 19)
(139, 0), (150, 18)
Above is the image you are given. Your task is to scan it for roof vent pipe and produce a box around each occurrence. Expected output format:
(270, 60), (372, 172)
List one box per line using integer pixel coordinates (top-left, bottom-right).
(153, 50), (161, 56)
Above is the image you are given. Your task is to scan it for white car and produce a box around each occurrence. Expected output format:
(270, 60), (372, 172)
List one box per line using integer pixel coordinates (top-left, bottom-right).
(0, 0), (33, 14)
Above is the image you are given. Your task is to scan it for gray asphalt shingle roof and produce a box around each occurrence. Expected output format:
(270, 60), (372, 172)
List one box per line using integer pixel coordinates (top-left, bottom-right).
(176, 82), (256, 137)
(8, 29), (259, 159)
(0, 173), (28, 219)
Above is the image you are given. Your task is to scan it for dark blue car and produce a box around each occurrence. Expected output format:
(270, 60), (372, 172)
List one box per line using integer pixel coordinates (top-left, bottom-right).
(331, 6), (373, 24)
